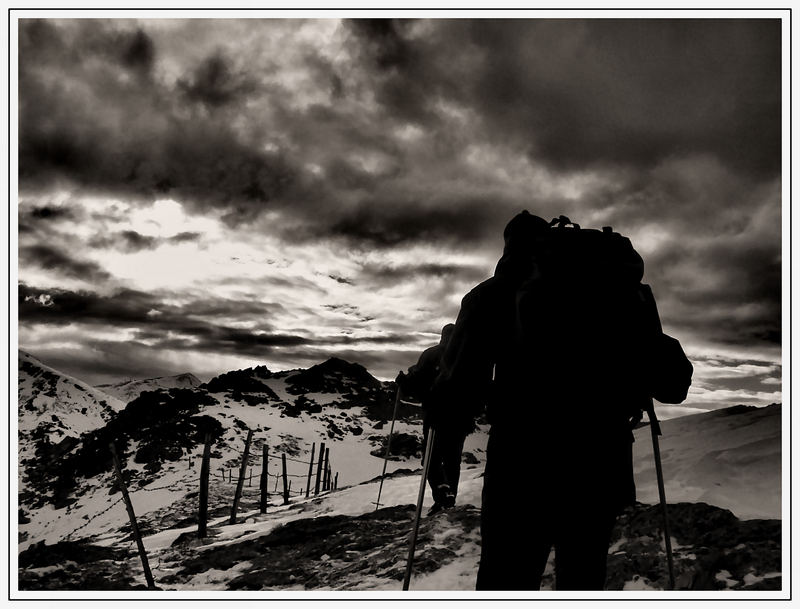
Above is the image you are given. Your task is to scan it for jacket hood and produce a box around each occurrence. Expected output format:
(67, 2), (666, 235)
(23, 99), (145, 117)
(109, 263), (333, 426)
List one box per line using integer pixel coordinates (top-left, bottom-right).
(494, 211), (549, 279)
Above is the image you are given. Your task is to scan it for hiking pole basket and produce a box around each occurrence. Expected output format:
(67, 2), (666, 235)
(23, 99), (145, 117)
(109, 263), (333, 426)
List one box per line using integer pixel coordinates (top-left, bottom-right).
(374, 384), (402, 511)
(646, 401), (676, 590)
(403, 426), (436, 590)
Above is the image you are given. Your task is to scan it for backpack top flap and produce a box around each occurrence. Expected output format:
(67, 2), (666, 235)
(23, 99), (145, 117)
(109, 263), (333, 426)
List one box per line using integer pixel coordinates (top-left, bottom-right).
(544, 218), (644, 285)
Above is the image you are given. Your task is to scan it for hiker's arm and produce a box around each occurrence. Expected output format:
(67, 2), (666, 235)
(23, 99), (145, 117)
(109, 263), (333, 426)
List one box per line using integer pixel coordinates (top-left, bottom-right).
(429, 285), (495, 432)
(398, 345), (440, 400)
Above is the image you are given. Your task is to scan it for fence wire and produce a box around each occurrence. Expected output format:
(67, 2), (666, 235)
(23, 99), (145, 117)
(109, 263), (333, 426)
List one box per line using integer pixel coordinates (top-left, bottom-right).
(60, 438), (337, 545)
(64, 496), (125, 541)
(223, 444), (316, 467)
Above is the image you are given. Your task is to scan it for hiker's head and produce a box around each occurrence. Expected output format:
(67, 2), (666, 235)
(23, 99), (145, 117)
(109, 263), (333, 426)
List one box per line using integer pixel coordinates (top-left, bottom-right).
(494, 211), (549, 278)
(441, 323), (456, 345)
(503, 210), (549, 253)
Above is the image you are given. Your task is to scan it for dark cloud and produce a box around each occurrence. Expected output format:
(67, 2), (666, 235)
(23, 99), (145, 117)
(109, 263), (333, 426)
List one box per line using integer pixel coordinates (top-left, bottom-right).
(18, 20), (299, 227)
(347, 19), (415, 71)
(87, 230), (203, 252)
(18, 19), (780, 241)
(25, 343), (192, 386)
(29, 206), (74, 221)
(322, 303), (374, 322)
(596, 161), (783, 350)
(354, 19), (780, 176)
(88, 230), (158, 253)
(18, 283), (279, 331)
(19, 244), (112, 282)
(168, 231), (202, 244)
(649, 238), (781, 348)
(306, 195), (511, 250)
(178, 52), (257, 108)
(117, 230), (157, 251)
(19, 283), (157, 326)
(18, 204), (77, 237)
(344, 19), (446, 125)
(359, 261), (488, 287)
(122, 29), (155, 73)
(328, 274), (354, 285)
(18, 283), (413, 368)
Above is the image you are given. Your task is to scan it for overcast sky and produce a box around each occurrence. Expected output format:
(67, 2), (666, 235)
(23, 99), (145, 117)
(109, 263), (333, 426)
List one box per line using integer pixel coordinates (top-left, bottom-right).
(16, 17), (782, 414)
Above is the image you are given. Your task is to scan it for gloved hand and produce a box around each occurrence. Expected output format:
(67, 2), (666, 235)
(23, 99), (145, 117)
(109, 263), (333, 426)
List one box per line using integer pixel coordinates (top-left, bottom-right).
(395, 370), (408, 392)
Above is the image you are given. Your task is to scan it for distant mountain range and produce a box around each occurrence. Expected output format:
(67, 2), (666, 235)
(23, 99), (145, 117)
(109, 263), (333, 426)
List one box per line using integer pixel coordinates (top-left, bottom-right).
(16, 350), (433, 550)
(96, 373), (202, 403)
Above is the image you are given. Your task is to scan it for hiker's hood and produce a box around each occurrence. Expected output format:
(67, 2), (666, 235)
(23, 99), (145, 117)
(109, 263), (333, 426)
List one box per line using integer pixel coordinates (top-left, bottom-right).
(494, 211), (549, 279)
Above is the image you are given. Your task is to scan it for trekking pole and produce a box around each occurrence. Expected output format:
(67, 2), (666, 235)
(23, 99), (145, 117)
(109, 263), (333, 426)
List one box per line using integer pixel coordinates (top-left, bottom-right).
(374, 383), (402, 511)
(403, 426), (436, 591)
(646, 400), (676, 590)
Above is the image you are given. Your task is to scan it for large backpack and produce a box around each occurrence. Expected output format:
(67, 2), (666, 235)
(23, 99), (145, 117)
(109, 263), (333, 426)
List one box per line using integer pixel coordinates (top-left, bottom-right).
(513, 216), (692, 410)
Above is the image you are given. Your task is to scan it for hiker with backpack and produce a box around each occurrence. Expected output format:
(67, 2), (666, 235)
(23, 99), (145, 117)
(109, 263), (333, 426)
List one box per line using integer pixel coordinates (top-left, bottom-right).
(398, 323), (470, 514)
(427, 211), (692, 591)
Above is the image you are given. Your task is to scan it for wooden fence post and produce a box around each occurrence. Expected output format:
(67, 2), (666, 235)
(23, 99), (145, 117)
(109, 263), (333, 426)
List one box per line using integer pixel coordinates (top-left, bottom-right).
(334, 472), (338, 491)
(323, 447), (330, 491)
(230, 429), (253, 525)
(281, 453), (289, 505)
(314, 442), (326, 495)
(109, 443), (156, 589)
(305, 442), (316, 498)
(259, 444), (269, 514)
(198, 433), (212, 538)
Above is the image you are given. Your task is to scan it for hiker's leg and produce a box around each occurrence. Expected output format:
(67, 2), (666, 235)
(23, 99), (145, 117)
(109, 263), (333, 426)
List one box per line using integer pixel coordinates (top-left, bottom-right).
(476, 431), (550, 590)
(442, 432), (467, 501)
(553, 509), (617, 590)
(425, 426), (450, 504)
(476, 483), (551, 589)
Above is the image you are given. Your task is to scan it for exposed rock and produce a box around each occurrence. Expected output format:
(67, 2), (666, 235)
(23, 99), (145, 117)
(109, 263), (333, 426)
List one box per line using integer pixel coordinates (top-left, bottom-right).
(368, 432), (423, 461)
(462, 451), (479, 465)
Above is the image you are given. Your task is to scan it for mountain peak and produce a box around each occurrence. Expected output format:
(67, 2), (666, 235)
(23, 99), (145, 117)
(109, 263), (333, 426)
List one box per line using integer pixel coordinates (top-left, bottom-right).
(286, 357), (382, 397)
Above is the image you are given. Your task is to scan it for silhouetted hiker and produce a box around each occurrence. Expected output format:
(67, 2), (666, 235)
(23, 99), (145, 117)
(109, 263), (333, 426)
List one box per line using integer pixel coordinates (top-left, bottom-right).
(428, 211), (692, 591)
(398, 324), (468, 514)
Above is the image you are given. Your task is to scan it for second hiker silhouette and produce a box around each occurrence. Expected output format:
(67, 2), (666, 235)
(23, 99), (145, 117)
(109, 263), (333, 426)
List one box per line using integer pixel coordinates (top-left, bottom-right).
(398, 323), (469, 514)
(427, 211), (692, 590)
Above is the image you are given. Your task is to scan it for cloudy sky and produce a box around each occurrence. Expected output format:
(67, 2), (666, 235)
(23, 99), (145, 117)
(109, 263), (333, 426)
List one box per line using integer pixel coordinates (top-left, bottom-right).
(16, 16), (783, 414)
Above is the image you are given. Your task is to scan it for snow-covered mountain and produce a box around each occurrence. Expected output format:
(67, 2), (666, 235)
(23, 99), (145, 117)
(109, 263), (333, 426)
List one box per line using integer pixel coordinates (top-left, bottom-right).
(18, 351), (125, 513)
(633, 403), (781, 520)
(16, 352), (781, 592)
(96, 373), (202, 403)
(18, 351), (124, 441)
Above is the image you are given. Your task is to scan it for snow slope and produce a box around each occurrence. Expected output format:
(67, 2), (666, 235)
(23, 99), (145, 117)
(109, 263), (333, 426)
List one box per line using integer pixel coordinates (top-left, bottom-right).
(96, 373), (202, 403)
(633, 404), (781, 520)
(19, 461), (781, 592)
(18, 350), (124, 441)
(18, 351), (125, 494)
